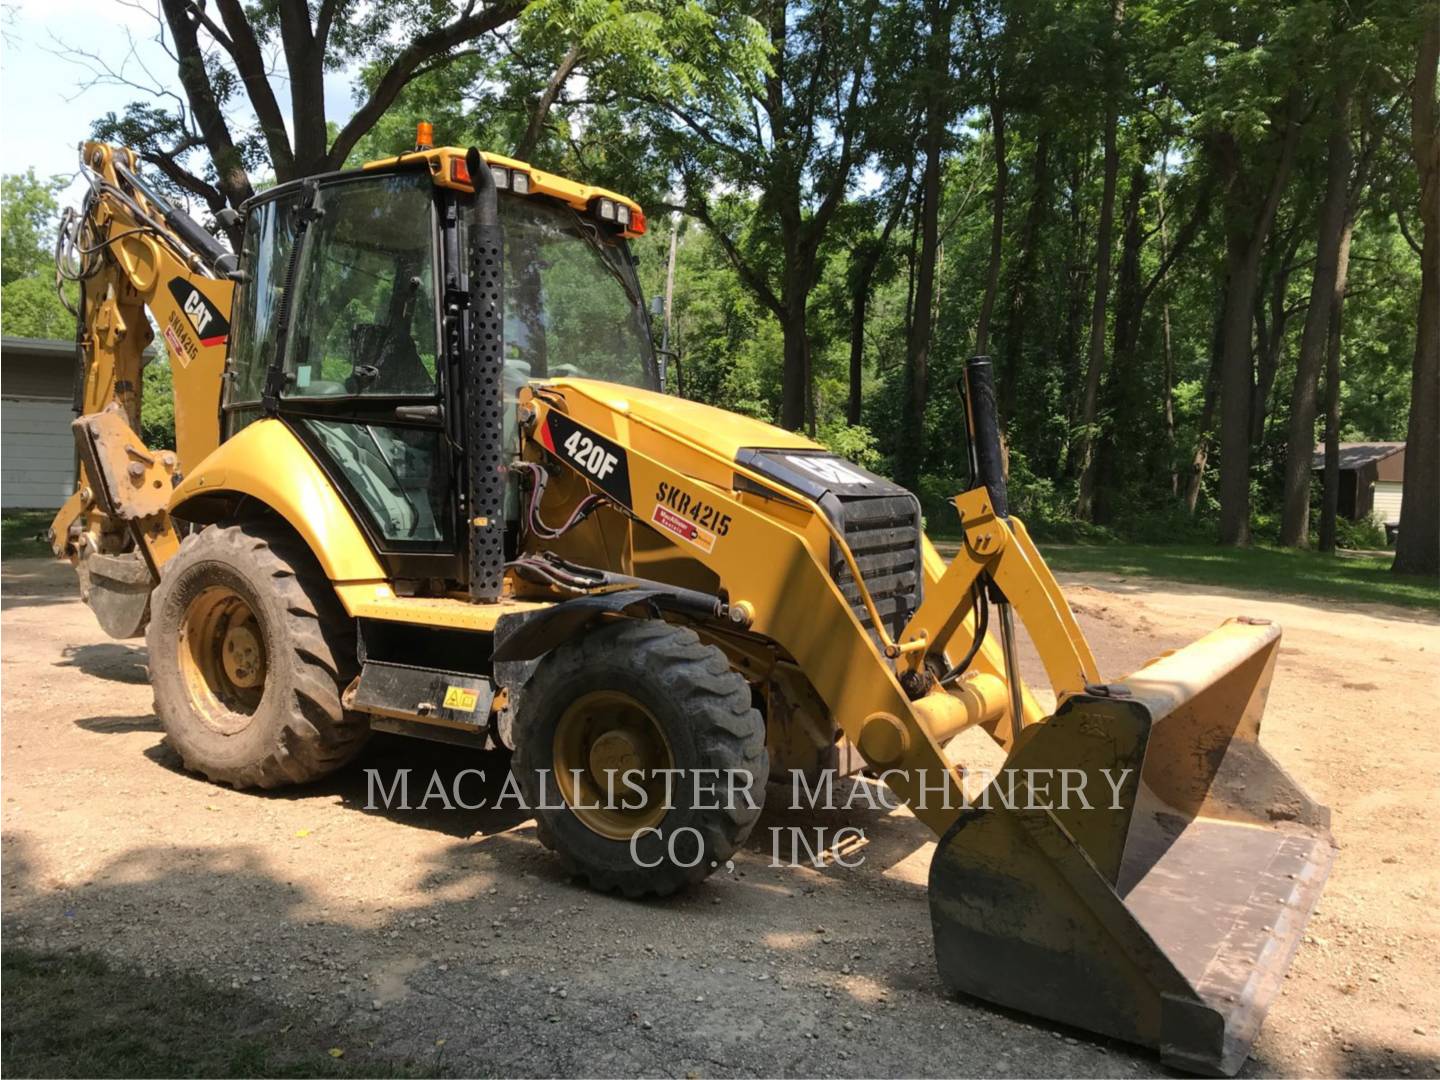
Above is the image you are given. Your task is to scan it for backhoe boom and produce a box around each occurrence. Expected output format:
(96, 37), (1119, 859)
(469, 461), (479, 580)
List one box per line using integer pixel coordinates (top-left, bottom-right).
(50, 141), (235, 634)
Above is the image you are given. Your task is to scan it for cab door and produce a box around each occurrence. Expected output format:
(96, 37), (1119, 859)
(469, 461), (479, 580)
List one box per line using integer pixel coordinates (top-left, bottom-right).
(272, 170), (463, 583)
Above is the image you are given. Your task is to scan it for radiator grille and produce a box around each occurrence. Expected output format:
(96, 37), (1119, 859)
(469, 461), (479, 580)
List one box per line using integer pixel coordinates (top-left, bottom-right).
(730, 448), (924, 647)
(829, 493), (922, 643)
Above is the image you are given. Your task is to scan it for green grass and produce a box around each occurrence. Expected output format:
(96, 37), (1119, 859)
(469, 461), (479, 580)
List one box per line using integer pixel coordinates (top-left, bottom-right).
(1, 948), (442, 1078)
(2, 510), (55, 561)
(1036, 542), (1439, 611)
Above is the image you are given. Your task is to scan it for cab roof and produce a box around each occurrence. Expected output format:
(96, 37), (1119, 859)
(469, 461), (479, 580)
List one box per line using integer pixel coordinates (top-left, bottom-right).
(362, 146), (646, 239)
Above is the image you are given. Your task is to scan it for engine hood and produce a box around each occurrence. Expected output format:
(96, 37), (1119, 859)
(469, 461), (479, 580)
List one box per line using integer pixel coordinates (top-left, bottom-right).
(543, 378), (821, 460)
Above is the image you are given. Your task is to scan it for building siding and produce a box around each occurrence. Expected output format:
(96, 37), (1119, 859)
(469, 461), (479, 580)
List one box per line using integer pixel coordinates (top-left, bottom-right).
(3, 338), (83, 510)
(1373, 481), (1404, 525)
(2, 398), (75, 509)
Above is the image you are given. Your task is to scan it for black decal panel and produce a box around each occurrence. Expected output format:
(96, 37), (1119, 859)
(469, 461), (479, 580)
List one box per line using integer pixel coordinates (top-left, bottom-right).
(735, 448), (909, 501)
(541, 412), (633, 508)
(166, 278), (231, 347)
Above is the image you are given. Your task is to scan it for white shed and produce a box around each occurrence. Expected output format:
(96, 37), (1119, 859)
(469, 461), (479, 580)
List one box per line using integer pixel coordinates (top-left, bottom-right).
(1311, 441), (1406, 544)
(2, 337), (78, 509)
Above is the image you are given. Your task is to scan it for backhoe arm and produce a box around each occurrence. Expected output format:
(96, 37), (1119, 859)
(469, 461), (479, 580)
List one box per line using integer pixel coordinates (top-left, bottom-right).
(49, 141), (236, 637)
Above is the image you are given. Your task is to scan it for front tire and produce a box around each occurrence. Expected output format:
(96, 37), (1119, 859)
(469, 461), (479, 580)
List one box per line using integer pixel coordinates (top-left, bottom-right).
(512, 619), (768, 896)
(147, 523), (369, 788)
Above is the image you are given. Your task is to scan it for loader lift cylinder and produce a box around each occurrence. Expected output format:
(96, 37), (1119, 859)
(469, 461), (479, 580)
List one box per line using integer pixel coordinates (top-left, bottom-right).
(962, 355), (1008, 519)
(962, 356), (1025, 734)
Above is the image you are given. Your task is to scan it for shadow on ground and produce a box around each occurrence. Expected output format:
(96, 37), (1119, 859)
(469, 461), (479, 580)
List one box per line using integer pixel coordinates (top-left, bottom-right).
(0, 810), (933, 1079)
(57, 643), (150, 685)
(1, 561), (77, 610)
(1, 942), (446, 1078)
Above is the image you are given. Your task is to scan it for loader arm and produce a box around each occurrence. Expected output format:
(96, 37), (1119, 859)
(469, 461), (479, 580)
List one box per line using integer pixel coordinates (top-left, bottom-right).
(49, 142), (236, 636)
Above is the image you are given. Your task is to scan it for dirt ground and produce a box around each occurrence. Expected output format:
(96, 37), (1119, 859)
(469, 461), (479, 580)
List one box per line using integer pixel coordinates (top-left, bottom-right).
(3, 555), (1438, 1078)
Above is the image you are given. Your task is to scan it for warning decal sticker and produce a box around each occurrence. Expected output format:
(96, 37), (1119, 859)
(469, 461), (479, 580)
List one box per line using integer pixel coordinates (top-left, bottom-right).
(651, 503), (717, 554)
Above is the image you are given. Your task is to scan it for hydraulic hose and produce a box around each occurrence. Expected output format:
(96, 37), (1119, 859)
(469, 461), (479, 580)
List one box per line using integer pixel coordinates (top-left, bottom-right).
(938, 583), (990, 687)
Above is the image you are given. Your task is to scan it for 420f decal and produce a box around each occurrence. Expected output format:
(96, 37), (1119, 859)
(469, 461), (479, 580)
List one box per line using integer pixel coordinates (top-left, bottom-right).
(540, 411), (633, 506)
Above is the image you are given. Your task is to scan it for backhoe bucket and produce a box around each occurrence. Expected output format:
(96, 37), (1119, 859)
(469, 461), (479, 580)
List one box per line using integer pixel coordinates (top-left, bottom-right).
(929, 618), (1333, 1075)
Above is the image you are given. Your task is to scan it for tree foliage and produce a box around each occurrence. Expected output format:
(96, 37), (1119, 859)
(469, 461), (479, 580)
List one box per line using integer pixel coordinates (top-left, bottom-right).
(1, 171), (74, 337)
(13, 0), (1433, 574)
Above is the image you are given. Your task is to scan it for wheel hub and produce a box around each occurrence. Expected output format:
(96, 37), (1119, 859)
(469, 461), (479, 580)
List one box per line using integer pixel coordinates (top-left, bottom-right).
(221, 623), (265, 688)
(588, 729), (646, 778)
(178, 584), (266, 733)
(553, 690), (674, 841)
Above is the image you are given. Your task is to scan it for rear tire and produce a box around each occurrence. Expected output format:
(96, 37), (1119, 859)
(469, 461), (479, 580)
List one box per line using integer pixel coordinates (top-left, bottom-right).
(147, 523), (369, 788)
(512, 619), (767, 896)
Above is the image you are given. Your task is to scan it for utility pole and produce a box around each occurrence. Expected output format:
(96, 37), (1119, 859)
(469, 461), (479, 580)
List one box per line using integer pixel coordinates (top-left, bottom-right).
(663, 215), (680, 394)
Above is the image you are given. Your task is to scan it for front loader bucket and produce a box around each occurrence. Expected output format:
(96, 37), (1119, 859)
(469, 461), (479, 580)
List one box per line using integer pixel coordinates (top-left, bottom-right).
(929, 618), (1333, 1075)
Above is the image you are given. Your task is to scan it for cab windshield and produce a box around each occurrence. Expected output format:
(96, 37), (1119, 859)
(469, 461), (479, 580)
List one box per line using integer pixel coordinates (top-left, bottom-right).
(477, 195), (658, 396)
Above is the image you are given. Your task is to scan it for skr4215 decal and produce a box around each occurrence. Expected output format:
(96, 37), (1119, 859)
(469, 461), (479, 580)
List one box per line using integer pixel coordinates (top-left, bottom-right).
(656, 481), (732, 536)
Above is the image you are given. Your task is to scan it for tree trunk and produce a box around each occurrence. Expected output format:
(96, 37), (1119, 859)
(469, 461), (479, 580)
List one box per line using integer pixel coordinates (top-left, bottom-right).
(160, 0), (255, 208)
(1074, 0), (1125, 520)
(1110, 164), (1148, 366)
(1214, 111), (1301, 545)
(974, 95), (1007, 356)
(847, 264), (872, 425)
(1152, 140), (1185, 496)
(516, 42), (584, 162)
(1393, 19), (1440, 578)
(781, 299), (809, 431)
(1073, 137), (1119, 517)
(1319, 214), (1353, 554)
(846, 205), (906, 425)
(1251, 224), (1302, 446)
(804, 329), (816, 436)
(1185, 306), (1226, 515)
(1217, 241), (1262, 544)
(663, 219), (680, 395)
(902, 209), (919, 346)
(275, 1), (328, 175)
(1163, 297), (1177, 494)
(900, 0), (951, 488)
(1280, 82), (1354, 547)
(1092, 162), (1146, 523)
(1000, 128), (1053, 416)
(1059, 151), (1089, 477)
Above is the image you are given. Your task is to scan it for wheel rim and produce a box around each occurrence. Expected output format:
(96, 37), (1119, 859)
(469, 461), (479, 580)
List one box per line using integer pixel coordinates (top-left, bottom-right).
(552, 690), (674, 841)
(178, 584), (267, 734)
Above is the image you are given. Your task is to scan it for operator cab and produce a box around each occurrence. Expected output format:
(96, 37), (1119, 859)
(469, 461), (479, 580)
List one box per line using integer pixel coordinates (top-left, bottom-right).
(221, 140), (655, 588)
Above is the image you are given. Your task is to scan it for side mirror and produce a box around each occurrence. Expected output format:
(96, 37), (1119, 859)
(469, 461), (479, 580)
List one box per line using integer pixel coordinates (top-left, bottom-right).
(649, 295), (664, 317)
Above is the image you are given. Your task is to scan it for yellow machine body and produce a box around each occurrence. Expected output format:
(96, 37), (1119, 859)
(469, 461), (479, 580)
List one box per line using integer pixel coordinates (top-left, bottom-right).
(50, 139), (1332, 1076)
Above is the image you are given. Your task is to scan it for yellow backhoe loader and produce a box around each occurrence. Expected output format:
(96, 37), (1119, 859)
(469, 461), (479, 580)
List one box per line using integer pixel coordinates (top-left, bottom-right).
(50, 134), (1334, 1075)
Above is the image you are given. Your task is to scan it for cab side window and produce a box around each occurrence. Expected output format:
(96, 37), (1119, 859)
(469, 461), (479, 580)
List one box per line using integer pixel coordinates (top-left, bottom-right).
(283, 173), (439, 398)
(223, 192), (299, 427)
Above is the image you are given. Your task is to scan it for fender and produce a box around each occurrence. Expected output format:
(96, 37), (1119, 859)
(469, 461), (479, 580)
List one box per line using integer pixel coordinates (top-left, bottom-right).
(491, 586), (723, 663)
(168, 418), (386, 584)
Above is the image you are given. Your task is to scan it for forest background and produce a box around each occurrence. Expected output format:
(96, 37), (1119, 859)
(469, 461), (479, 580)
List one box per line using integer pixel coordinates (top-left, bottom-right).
(3, 0), (1435, 576)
